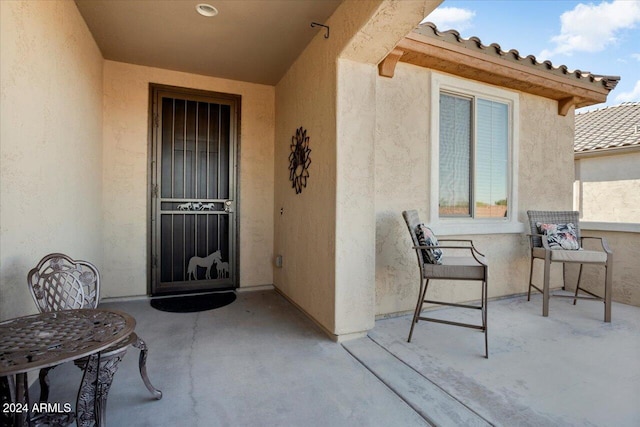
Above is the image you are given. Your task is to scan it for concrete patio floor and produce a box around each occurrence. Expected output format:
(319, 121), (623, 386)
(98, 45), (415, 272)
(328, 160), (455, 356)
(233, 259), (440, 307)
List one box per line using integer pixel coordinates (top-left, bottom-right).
(44, 290), (639, 426)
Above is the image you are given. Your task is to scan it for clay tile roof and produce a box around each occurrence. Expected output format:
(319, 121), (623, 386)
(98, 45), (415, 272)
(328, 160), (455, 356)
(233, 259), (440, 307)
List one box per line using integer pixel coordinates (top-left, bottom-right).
(575, 102), (640, 152)
(414, 23), (621, 93)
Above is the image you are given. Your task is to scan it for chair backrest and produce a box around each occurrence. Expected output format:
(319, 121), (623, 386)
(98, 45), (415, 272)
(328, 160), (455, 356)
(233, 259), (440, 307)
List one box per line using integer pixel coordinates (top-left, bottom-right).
(527, 210), (581, 248)
(27, 253), (100, 312)
(402, 210), (427, 265)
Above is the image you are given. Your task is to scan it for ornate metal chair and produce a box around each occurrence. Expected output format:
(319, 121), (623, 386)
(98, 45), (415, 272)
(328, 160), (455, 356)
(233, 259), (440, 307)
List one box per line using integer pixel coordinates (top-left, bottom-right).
(402, 211), (488, 358)
(27, 253), (162, 402)
(526, 211), (613, 322)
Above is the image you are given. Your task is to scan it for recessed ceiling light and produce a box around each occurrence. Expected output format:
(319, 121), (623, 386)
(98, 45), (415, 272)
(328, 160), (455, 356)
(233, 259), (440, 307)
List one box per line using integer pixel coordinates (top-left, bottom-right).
(196, 4), (218, 17)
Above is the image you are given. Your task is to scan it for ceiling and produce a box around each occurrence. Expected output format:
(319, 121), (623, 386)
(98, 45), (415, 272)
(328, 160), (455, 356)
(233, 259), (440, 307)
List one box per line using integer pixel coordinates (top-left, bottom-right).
(75, 0), (343, 86)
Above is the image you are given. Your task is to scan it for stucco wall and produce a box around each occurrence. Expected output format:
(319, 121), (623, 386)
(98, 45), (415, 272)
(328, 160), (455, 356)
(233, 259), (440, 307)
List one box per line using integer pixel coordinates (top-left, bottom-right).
(565, 229), (640, 307)
(375, 63), (575, 316)
(575, 152), (640, 223)
(273, 2), (381, 336)
(102, 61), (274, 298)
(274, 0), (439, 338)
(0, 0), (104, 320)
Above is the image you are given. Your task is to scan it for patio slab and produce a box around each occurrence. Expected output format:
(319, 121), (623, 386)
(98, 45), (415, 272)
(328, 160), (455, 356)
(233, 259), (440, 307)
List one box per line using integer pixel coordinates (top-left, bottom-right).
(45, 290), (428, 427)
(40, 290), (640, 426)
(343, 337), (490, 427)
(368, 294), (640, 427)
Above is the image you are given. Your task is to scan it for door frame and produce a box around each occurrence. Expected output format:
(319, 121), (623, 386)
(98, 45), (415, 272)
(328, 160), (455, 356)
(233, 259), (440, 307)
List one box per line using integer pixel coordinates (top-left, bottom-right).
(147, 83), (241, 295)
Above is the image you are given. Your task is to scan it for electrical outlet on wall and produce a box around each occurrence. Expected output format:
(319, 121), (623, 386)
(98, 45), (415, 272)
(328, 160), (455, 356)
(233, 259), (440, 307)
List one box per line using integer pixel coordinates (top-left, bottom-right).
(275, 255), (283, 268)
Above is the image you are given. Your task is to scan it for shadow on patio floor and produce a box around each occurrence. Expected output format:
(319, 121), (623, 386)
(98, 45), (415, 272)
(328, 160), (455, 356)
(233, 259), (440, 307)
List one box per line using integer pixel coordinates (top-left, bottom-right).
(44, 290), (639, 426)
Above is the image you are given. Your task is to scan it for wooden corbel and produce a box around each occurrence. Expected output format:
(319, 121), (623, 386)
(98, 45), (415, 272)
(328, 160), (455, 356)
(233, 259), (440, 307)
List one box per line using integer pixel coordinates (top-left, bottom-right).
(378, 48), (404, 78)
(558, 97), (577, 116)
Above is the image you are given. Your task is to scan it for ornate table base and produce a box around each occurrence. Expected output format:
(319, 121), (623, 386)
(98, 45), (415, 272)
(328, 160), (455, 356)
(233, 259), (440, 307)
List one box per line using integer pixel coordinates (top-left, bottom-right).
(1, 309), (136, 427)
(76, 350), (126, 427)
(1, 351), (127, 427)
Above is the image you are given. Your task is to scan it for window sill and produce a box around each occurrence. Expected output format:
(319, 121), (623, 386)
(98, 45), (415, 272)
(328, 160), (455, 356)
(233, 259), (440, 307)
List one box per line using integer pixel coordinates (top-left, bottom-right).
(579, 222), (640, 234)
(430, 220), (526, 236)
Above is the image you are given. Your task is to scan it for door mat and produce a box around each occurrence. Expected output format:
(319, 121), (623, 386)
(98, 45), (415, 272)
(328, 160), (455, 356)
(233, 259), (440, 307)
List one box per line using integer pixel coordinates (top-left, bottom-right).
(150, 292), (236, 313)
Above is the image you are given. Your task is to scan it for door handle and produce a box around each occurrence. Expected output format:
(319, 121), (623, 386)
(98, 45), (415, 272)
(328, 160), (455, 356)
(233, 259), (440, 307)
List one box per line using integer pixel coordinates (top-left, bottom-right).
(224, 200), (233, 213)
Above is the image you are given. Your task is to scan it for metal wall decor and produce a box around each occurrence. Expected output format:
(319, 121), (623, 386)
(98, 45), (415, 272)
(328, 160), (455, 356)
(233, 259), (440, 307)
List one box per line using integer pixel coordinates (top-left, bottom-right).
(289, 127), (312, 194)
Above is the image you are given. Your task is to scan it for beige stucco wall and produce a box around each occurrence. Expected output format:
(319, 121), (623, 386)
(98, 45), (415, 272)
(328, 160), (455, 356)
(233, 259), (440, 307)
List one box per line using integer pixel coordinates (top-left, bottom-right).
(273, 2), (379, 336)
(575, 152), (640, 223)
(0, 0), (104, 320)
(335, 58), (378, 335)
(274, 0), (440, 338)
(375, 63), (575, 316)
(102, 61), (274, 298)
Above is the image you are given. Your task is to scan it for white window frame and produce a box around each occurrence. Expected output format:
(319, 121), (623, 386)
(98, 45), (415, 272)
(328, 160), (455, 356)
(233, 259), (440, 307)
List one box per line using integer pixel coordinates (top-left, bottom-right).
(430, 72), (524, 235)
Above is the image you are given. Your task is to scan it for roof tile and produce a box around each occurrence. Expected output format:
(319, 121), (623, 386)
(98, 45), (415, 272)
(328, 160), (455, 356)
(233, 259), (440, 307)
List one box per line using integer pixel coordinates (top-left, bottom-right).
(414, 23), (620, 93)
(575, 103), (640, 152)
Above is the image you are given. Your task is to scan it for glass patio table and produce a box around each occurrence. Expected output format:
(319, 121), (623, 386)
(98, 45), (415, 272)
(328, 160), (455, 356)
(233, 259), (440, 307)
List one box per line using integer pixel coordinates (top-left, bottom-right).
(0, 308), (135, 427)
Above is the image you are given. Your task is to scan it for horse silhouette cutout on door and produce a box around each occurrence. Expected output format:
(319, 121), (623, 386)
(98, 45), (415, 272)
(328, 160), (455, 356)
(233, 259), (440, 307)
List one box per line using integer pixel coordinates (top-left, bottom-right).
(186, 250), (222, 280)
(216, 261), (229, 278)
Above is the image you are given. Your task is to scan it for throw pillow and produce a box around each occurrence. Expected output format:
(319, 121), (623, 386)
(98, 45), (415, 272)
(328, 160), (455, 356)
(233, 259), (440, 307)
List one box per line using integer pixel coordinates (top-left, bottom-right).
(536, 222), (580, 250)
(415, 224), (443, 264)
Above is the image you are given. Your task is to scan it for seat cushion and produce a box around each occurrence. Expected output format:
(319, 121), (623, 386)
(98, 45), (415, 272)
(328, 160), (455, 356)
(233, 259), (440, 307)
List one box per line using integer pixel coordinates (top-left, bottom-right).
(532, 248), (607, 263)
(422, 256), (486, 280)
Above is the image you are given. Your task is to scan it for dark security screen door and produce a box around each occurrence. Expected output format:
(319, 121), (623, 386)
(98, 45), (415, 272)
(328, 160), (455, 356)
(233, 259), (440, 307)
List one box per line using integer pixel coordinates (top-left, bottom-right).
(150, 86), (238, 295)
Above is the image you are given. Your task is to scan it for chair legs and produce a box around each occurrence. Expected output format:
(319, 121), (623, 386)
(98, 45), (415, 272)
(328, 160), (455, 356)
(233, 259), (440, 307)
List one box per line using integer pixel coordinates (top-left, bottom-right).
(527, 257), (535, 301)
(133, 336), (163, 400)
(571, 260), (612, 323)
(38, 366), (56, 403)
(572, 264), (584, 305)
(408, 277), (488, 358)
(413, 278), (425, 325)
(604, 261), (613, 323)
(408, 279), (429, 343)
(482, 280), (488, 359)
(532, 258), (611, 323)
(542, 254), (551, 317)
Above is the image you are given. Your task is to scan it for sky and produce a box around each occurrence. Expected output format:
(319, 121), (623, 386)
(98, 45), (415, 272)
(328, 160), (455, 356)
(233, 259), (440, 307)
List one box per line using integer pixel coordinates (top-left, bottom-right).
(423, 0), (640, 112)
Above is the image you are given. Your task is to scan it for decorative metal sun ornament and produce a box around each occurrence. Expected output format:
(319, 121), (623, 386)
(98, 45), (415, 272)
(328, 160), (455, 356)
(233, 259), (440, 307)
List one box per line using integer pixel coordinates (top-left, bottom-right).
(288, 127), (312, 194)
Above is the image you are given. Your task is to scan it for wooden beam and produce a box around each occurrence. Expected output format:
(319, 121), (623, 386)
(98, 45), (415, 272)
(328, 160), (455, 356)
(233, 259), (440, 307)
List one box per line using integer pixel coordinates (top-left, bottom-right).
(378, 48), (404, 78)
(377, 33), (611, 113)
(558, 97), (577, 116)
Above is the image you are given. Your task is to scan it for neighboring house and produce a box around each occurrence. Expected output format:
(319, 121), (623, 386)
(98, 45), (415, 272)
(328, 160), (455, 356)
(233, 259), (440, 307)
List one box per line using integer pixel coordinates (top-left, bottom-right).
(574, 102), (640, 223)
(569, 102), (640, 308)
(1, 1), (620, 339)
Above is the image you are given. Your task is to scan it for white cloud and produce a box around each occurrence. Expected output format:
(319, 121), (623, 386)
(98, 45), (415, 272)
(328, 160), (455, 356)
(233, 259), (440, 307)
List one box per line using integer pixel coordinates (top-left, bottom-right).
(422, 7), (475, 31)
(615, 80), (640, 102)
(540, 0), (640, 60)
(632, 53), (640, 61)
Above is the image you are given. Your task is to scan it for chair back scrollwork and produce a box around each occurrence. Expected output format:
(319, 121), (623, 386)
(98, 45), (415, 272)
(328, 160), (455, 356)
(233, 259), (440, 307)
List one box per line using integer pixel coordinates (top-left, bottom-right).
(27, 253), (100, 313)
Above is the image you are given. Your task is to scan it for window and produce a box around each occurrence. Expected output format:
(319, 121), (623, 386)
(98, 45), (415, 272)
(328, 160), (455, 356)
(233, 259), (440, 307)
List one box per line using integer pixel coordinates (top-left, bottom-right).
(430, 73), (522, 235)
(439, 93), (508, 218)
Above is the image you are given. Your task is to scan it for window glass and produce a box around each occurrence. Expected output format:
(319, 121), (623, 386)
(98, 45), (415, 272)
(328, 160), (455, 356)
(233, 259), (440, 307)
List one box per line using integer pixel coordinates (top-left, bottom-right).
(439, 93), (472, 217)
(475, 99), (508, 218)
(439, 93), (510, 219)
